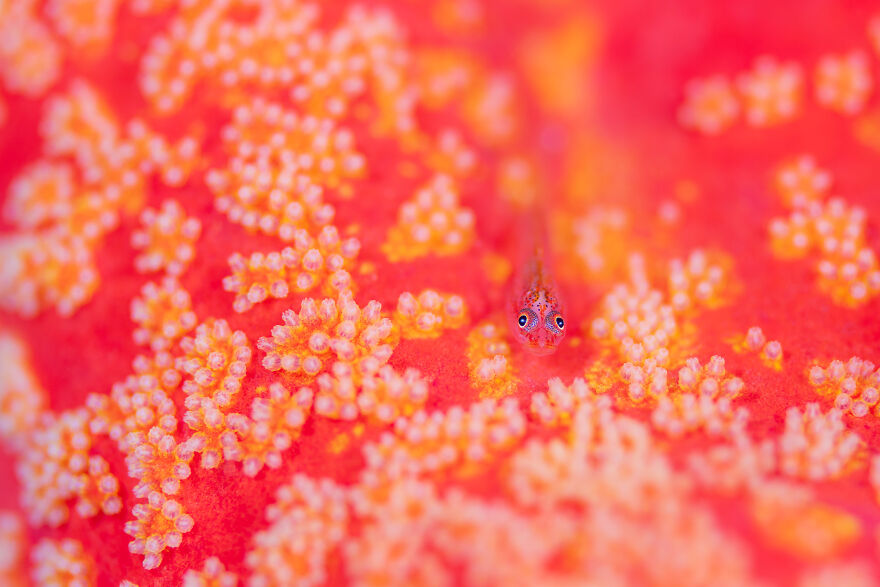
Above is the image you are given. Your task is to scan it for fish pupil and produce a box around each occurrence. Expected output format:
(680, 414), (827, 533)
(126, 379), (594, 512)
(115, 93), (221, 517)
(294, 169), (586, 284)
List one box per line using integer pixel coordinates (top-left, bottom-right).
(518, 314), (527, 327)
(556, 317), (564, 328)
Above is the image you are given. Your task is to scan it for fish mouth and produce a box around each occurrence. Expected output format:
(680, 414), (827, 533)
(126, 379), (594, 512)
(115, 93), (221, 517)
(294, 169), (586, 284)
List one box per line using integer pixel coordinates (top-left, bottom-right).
(526, 343), (557, 356)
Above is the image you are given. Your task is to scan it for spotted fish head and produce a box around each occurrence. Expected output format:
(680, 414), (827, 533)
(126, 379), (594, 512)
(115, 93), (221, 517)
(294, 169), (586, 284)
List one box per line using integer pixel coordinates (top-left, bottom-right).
(510, 290), (565, 355)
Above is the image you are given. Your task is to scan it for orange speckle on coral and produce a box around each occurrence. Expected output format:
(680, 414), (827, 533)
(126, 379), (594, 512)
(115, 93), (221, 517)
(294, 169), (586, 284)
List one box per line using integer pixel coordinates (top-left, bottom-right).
(3, 161), (75, 230)
(132, 200), (201, 276)
(481, 252), (512, 285)
(363, 398), (527, 482)
(799, 561), (878, 587)
(678, 75), (739, 135)
(31, 538), (95, 586)
(328, 432), (351, 455)
(86, 353), (180, 453)
(814, 51), (873, 115)
(730, 326), (783, 368)
(0, 3), (61, 97)
(0, 512), (26, 587)
(675, 355), (744, 398)
(130, 277), (197, 351)
(674, 179), (702, 203)
(852, 108), (880, 152)
(774, 155), (832, 209)
(223, 226), (359, 312)
(529, 377), (607, 426)
(17, 409), (123, 527)
(316, 363), (429, 422)
(226, 383), (313, 476)
(465, 319), (518, 398)
(45, 0), (117, 55)
(423, 128), (477, 178)
(496, 155), (540, 209)
(382, 174), (475, 262)
(870, 455), (880, 503)
(752, 485), (861, 559)
(566, 206), (628, 280)
(808, 357), (880, 419)
(124, 491), (194, 570)
(652, 392), (748, 438)
(871, 15), (880, 55)
(394, 289), (468, 339)
(518, 14), (601, 117)
(125, 427), (193, 497)
(205, 99), (362, 238)
(0, 231), (100, 318)
(258, 292), (397, 385)
(182, 556), (238, 587)
(182, 398), (235, 471)
(737, 56), (804, 126)
(0, 334), (46, 450)
(414, 48), (479, 110)
(590, 255), (676, 369)
(180, 318), (252, 408)
(431, 0), (484, 35)
(778, 403), (862, 480)
(668, 249), (733, 312)
(768, 158), (880, 306)
(246, 475), (348, 586)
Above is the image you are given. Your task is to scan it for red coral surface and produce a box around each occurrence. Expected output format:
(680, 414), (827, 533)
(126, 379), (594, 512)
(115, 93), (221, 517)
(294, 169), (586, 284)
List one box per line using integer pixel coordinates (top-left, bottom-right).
(3, 0), (880, 585)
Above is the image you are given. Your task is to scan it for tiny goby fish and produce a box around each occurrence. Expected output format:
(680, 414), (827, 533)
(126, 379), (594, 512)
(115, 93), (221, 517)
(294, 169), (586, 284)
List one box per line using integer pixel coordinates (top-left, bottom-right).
(507, 208), (565, 355)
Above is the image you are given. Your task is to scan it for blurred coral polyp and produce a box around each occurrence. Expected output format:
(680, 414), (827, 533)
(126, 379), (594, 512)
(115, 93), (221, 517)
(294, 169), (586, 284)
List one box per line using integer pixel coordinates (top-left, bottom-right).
(3, 0), (880, 585)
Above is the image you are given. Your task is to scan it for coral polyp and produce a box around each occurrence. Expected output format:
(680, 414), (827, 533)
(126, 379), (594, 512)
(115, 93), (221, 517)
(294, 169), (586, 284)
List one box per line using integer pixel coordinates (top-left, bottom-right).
(258, 291), (396, 383)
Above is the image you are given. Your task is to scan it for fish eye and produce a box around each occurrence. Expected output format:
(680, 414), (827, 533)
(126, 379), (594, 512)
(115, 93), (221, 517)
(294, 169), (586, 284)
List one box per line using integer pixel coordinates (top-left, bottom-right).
(544, 313), (564, 333)
(518, 309), (539, 331)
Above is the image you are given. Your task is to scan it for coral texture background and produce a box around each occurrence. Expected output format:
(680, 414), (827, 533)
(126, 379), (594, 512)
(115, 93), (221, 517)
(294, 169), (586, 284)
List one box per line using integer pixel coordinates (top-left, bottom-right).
(3, 0), (880, 585)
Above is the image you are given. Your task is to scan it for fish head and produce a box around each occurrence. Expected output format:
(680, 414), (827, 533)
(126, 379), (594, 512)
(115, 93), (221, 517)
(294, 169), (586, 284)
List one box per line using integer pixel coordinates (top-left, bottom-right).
(511, 291), (566, 355)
